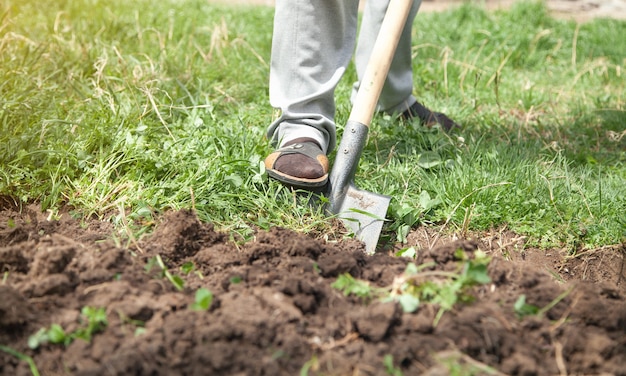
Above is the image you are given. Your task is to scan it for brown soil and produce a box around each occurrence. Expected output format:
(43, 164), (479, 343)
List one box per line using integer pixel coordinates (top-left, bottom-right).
(1, 201), (624, 375)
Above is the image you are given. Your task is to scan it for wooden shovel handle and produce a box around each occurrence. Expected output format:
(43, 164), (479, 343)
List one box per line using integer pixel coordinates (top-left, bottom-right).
(349, 0), (413, 126)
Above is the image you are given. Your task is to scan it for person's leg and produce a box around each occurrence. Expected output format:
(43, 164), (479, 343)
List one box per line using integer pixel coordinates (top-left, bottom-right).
(353, 0), (422, 115)
(267, 0), (360, 154)
(264, 0), (360, 187)
(353, 0), (460, 131)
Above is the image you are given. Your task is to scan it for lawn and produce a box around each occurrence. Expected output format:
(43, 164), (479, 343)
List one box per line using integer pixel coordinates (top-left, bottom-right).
(1, 0), (624, 249)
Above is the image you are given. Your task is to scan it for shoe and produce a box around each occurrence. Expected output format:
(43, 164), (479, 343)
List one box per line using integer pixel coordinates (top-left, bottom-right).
(264, 138), (329, 189)
(400, 101), (460, 132)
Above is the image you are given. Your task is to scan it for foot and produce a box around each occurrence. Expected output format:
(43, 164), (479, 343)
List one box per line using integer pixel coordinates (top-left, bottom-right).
(264, 137), (329, 188)
(400, 101), (460, 132)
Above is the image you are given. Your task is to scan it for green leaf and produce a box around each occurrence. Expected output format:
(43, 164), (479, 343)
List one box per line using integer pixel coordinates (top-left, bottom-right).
(47, 324), (67, 344)
(74, 307), (107, 343)
(135, 206), (152, 218)
(300, 355), (319, 376)
(464, 263), (491, 285)
(395, 246), (417, 259)
(514, 295), (540, 317)
(418, 190), (441, 211)
(433, 285), (458, 310)
(419, 281), (439, 300)
(396, 224), (410, 243)
(155, 254), (166, 270)
(190, 288), (214, 311)
(181, 261), (195, 275)
(229, 276), (243, 284)
(144, 256), (157, 273)
(397, 293), (420, 313)
(394, 203), (421, 227)
(454, 248), (468, 261)
(331, 274), (373, 299)
(417, 151), (443, 169)
(404, 261), (419, 276)
(225, 173), (244, 188)
(168, 273), (185, 291)
(27, 328), (49, 350)
(82, 306), (108, 325)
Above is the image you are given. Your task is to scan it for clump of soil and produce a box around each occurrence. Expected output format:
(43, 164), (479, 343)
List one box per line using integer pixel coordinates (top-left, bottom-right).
(0, 204), (625, 375)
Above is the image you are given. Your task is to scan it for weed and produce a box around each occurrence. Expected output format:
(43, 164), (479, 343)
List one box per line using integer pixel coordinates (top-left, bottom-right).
(393, 250), (492, 325)
(145, 255), (185, 291)
(28, 306), (108, 349)
(513, 294), (540, 318)
(180, 261), (195, 275)
(389, 190), (441, 243)
(514, 285), (575, 319)
(333, 249), (492, 325)
(331, 274), (378, 302)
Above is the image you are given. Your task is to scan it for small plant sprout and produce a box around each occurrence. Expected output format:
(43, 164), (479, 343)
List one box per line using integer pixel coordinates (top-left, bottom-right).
(229, 276), (243, 284)
(145, 255), (185, 291)
(514, 286), (575, 319)
(180, 261), (205, 280)
(333, 249), (492, 325)
(155, 255), (185, 291)
(117, 311), (146, 336)
(514, 295), (540, 318)
(407, 249), (491, 325)
(28, 306), (108, 349)
(331, 274), (378, 301)
(180, 261), (195, 275)
(190, 288), (214, 311)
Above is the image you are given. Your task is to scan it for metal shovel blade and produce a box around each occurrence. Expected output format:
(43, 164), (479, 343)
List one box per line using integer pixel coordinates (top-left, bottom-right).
(327, 120), (390, 254)
(333, 186), (390, 254)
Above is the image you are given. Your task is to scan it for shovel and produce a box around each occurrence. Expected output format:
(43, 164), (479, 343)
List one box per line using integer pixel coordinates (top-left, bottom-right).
(327, 0), (413, 254)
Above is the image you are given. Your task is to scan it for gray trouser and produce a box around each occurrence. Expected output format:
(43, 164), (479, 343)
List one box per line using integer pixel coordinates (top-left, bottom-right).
(267, 0), (422, 153)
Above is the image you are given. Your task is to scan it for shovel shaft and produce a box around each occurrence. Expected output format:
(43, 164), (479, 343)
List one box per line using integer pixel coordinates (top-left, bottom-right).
(349, 0), (414, 126)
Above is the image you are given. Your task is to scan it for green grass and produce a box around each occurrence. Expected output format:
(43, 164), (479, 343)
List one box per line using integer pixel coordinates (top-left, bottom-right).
(1, 0), (624, 249)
